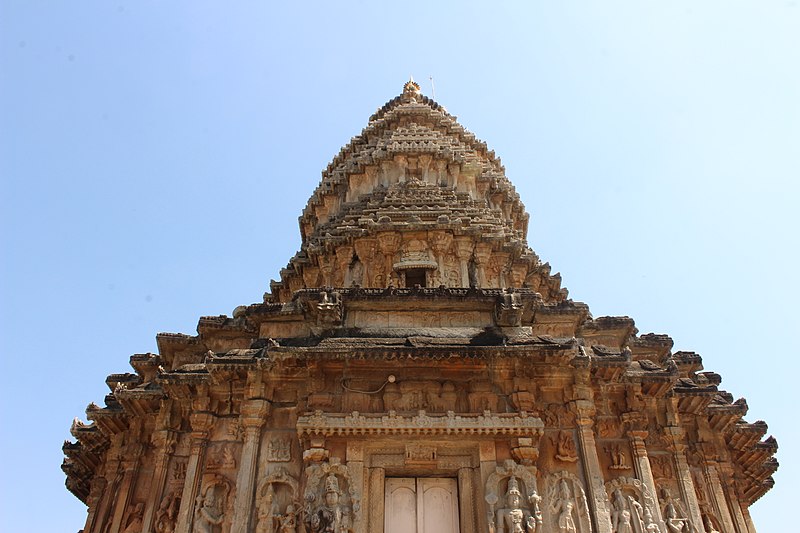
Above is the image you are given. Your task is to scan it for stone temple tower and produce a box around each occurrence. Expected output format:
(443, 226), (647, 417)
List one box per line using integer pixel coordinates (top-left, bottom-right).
(64, 80), (777, 533)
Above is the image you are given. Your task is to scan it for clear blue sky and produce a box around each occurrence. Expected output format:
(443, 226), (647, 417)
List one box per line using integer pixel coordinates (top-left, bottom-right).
(1, 2), (797, 531)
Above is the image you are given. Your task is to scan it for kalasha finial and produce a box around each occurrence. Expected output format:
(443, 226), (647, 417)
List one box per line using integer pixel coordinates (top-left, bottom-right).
(402, 77), (421, 101)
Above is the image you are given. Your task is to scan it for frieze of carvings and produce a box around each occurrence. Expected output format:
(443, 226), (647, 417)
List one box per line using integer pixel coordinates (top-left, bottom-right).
(551, 430), (578, 463)
(194, 474), (234, 533)
(658, 487), (692, 533)
(605, 477), (662, 533)
(296, 410), (544, 438)
(485, 459), (542, 533)
(206, 443), (237, 471)
(255, 468), (300, 533)
(597, 419), (622, 439)
(303, 460), (360, 533)
(382, 380), (459, 412)
(155, 490), (181, 533)
(605, 445), (632, 471)
(267, 437), (292, 462)
(545, 471), (592, 533)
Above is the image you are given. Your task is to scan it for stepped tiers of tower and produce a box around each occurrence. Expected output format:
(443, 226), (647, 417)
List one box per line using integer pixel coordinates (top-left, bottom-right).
(64, 81), (776, 533)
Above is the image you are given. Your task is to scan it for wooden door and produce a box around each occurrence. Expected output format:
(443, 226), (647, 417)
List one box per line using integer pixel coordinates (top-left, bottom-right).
(385, 478), (459, 533)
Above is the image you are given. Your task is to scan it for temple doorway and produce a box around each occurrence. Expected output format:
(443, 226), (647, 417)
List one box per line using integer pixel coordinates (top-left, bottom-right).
(384, 478), (460, 533)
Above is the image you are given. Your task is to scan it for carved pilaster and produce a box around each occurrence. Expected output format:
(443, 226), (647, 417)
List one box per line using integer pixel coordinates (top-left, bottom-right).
(174, 412), (214, 533)
(718, 463), (749, 533)
(83, 476), (107, 533)
(91, 447), (122, 533)
(231, 399), (270, 533)
(142, 429), (177, 533)
(627, 429), (666, 529)
(454, 237), (473, 287)
(368, 467), (385, 533)
(108, 442), (144, 533)
(458, 467), (478, 533)
(703, 459), (737, 533)
(572, 400), (613, 533)
(664, 426), (705, 532)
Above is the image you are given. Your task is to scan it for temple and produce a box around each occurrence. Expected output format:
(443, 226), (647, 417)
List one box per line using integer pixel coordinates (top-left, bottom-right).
(63, 80), (777, 533)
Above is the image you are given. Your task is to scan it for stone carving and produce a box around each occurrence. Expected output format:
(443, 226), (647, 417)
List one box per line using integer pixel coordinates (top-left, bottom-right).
(267, 437), (292, 462)
(317, 290), (342, 328)
(702, 514), (721, 533)
(405, 443), (437, 464)
(485, 460), (541, 533)
(649, 456), (672, 480)
(256, 468), (300, 533)
(303, 461), (359, 533)
(207, 443), (237, 471)
(606, 444), (632, 470)
(660, 488), (689, 533)
(382, 380), (458, 412)
(552, 431), (578, 462)
(194, 475), (232, 533)
(121, 502), (144, 533)
(172, 459), (187, 482)
(597, 419), (621, 439)
(543, 405), (573, 429)
(605, 477), (662, 533)
(155, 491), (181, 533)
(545, 472), (592, 533)
(276, 504), (298, 533)
(468, 381), (499, 412)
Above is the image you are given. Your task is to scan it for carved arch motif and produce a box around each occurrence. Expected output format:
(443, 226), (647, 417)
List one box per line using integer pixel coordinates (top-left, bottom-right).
(605, 476), (663, 533)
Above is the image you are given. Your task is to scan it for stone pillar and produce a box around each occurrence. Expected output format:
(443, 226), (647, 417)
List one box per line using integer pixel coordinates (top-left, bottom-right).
(231, 399), (270, 533)
(478, 441), (497, 533)
(741, 506), (757, 533)
(458, 467), (478, 533)
(174, 412), (214, 533)
(108, 443), (144, 533)
(142, 429), (177, 533)
(368, 467), (385, 533)
(573, 400), (613, 533)
(627, 429), (666, 529)
(664, 427), (705, 532)
(377, 232), (401, 287)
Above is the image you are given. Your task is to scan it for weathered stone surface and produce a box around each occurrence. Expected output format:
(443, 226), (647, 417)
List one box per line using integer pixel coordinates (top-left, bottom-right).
(63, 81), (776, 533)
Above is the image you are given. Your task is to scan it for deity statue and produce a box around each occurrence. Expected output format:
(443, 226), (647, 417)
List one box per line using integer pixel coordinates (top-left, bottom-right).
(495, 476), (537, 533)
(550, 480), (577, 533)
(309, 474), (347, 533)
(256, 485), (276, 533)
(277, 504), (298, 533)
(611, 490), (633, 533)
(196, 487), (225, 533)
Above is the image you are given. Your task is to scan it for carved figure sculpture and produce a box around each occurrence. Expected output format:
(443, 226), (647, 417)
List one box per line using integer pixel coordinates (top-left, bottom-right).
(196, 488), (225, 533)
(551, 480), (577, 533)
(277, 504), (298, 533)
(155, 492), (180, 533)
(256, 485), (276, 533)
(607, 445), (631, 470)
(495, 476), (537, 533)
(122, 502), (144, 533)
(662, 488), (688, 533)
(310, 474), (347, 533)
(554, 431), (578, 462)
(611, 490), (634, 533)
